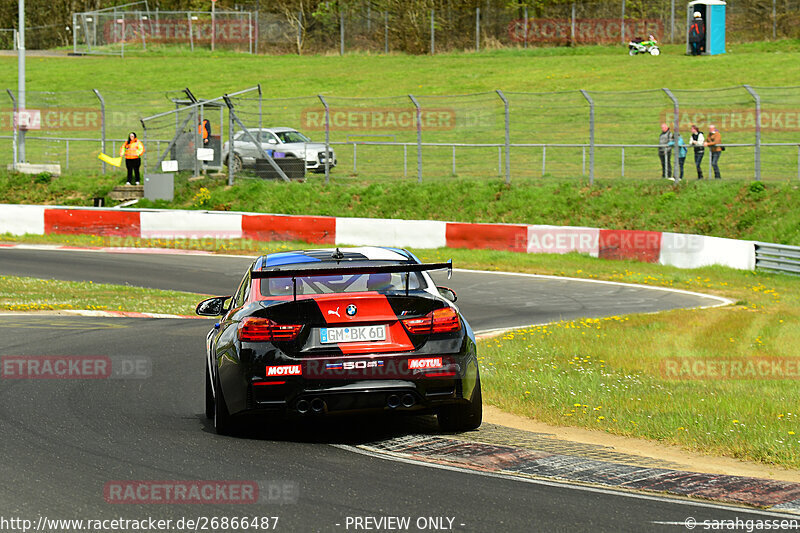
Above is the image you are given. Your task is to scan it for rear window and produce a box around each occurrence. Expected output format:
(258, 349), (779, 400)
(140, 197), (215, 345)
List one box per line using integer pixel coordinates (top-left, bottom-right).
(260, 271), (427, 297)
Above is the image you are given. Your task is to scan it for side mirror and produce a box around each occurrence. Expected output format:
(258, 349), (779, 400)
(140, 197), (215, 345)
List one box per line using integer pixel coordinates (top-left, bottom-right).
(196, 296), (231, 317)
(437, 286), (457, 303)
(267, 138), (277, 145)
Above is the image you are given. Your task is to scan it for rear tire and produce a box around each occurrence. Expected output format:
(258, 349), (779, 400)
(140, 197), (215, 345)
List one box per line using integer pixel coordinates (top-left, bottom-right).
(213, 374), (236, 436)
(629, 48), (637, 56)
(438, 376), (482, 432)
(205, 364), (214, 420)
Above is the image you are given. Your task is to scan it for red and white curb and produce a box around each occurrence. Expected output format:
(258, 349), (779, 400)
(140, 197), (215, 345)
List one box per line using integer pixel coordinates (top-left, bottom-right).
(1, 204), (758, 271)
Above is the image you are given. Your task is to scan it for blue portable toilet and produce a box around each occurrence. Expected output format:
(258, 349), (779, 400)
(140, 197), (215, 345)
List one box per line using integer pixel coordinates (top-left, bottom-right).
(687, 0), (726, 55)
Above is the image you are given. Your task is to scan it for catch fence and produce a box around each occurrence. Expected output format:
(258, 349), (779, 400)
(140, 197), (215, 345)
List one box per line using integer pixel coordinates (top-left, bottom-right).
(3, 85), (800, 183)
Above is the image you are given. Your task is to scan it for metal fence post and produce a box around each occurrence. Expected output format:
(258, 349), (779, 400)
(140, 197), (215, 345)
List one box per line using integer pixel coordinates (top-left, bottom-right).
(524, 6), (528, 48)
(621, 147), (625, 177)
(663, 88), (679, 180)
(93, 89), (106, 174)
(475, 7), (480, 52)
(496, 89), (511, 184)
(258, 83), (263, 132)
(621, 0), (626, 44)
(670, 0), (675, 43)
(140, 119), (147, 173)
(571, 3), (576, 43)
(188, 13), (194, 52)
(7, 89), (17, 166)
(318, 95), (330, 183)
(430, 9), (435, 55)
(744, 85), (762, 181)
(228, 102), (234, 186)
(773, 0), (777, 39)
(384, 11), (388, 53)
(408, 94), (422, 182)
(340, 8), (344, 56)
(580, 90), (595, 185)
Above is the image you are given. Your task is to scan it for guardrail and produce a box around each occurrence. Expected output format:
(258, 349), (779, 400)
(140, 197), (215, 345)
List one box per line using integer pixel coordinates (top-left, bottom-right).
(754, 242), (800, 275)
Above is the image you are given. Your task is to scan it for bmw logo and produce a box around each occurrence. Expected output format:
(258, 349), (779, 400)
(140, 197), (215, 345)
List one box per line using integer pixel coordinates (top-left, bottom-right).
(346, 304), (357, 317)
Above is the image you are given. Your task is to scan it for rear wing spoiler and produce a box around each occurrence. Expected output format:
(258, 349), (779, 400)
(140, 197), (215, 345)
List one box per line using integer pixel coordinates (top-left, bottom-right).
(251, 261), (453, 299)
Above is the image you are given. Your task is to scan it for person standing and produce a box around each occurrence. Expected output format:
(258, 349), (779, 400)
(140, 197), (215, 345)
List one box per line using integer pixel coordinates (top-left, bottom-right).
(676, 133), (688, 181)
(119, 131), (145, 185)
(689, 124), (705, 179)
(689, 12), (705, 56)
(658, 123), (674, 180)
(704, 124), (722, 179)
(199, 118), (211, 147)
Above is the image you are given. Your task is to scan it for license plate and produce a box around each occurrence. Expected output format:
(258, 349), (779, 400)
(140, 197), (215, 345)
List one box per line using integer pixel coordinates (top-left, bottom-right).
(320, 325), (386, 344)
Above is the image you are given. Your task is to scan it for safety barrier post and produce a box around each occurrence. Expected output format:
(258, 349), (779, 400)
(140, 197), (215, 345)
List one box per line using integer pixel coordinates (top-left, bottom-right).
(409, 94), (422, 182)
(93, 89), (106, 174)
(496, 90), (511, 184)
(663, 88), (679, 181)
(580, 90), (595, 185)
(744, 85), (762, 181)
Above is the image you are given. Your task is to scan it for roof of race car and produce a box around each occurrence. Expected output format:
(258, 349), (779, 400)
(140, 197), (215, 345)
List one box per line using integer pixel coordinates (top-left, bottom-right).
(253, 247), (419, 271)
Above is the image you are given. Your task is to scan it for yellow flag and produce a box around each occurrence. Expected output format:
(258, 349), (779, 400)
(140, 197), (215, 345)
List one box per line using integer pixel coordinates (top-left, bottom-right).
(98, 153), (122, 167)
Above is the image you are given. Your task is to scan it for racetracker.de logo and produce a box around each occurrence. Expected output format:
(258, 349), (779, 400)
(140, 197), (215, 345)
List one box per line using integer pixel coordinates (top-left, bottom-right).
(1, 355), (151, 379)
(661, 357), (800, 380)
(104, 481), (258, 504)
(103, 480), (299, 504)
(301, 108), (457, 131)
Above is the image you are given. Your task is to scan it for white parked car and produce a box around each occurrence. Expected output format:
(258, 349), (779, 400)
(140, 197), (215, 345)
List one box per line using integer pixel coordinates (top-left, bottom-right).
(221, 127), (337, 174)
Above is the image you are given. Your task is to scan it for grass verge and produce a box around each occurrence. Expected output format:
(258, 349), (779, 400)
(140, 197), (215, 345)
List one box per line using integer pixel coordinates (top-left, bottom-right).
(0, 275), (205, 316)
(412, 249), (800, 469)
(3, 175), (800, 244)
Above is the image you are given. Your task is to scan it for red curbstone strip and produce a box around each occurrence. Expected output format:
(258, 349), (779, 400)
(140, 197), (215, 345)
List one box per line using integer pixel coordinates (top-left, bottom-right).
(242, 214), (336, 244)
(446, 222), (528, 252)
(598, 229), (662, 263)
(44, 209), (141, 238)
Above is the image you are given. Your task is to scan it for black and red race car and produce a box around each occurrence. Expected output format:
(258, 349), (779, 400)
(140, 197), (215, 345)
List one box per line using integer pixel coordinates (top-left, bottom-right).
(196, 247), (481, 435)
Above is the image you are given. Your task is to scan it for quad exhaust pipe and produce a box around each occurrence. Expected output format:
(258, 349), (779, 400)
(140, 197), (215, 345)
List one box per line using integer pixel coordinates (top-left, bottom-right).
(401, 393), (415, 408)
(296, 399), (310, 414)
(311, 397), (326, 414)
(297, 398), (327, 414)
(387, 393), (416, 409)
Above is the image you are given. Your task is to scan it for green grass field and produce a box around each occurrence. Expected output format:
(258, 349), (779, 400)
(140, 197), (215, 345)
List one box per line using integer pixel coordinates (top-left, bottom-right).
(2, 41), (800, 179)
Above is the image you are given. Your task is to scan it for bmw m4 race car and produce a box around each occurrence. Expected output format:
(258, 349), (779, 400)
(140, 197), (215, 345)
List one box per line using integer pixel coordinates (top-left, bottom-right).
(196, 247), (481, 435)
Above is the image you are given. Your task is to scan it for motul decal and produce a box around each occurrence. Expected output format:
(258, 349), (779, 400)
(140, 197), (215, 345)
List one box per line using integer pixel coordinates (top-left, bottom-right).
(265, 365), (302, 377)
(408, 357), (443, 370)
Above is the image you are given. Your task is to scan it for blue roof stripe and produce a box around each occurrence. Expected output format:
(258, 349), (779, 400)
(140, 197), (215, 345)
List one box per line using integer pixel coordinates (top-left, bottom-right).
(264, 252), (321, 268)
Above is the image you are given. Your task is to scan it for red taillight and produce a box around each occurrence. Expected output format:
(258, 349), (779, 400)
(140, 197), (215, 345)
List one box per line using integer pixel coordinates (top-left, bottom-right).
(238, 317), (303, 342)
(402, 307), (461, 335)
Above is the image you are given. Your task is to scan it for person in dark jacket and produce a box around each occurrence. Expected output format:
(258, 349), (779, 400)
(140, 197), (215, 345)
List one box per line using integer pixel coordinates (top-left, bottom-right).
(658, 123), (674, 180)
(689, 124), (705, 179)
(689, 12), (705, 56)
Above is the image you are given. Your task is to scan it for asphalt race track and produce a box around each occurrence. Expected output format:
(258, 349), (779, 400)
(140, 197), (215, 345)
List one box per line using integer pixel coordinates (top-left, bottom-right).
(0, 248), (786, 532)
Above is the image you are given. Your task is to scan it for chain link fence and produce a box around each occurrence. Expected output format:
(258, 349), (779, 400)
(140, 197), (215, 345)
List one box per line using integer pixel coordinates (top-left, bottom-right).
(247, 0), (800, 55)
(3, 85), (800, 182)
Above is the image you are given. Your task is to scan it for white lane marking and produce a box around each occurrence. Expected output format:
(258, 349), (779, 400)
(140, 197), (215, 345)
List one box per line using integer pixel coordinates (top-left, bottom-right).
(455, 267), (734, 308)
(332, 444), (797, 518)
